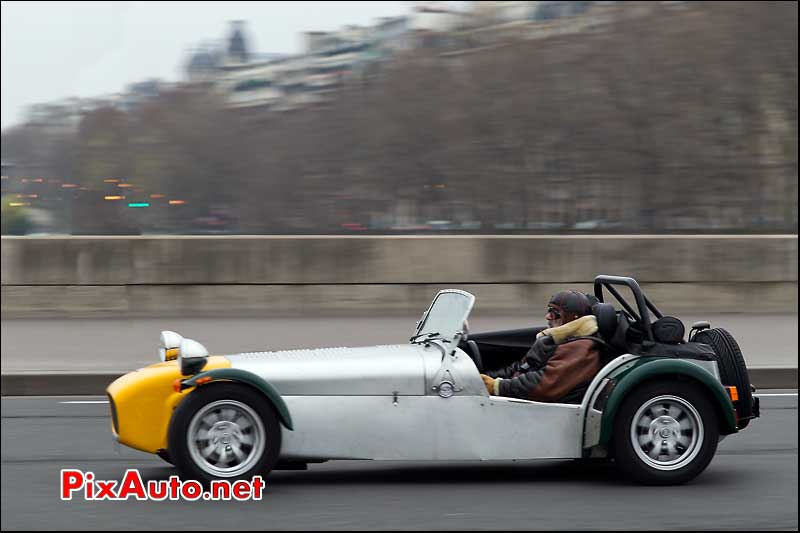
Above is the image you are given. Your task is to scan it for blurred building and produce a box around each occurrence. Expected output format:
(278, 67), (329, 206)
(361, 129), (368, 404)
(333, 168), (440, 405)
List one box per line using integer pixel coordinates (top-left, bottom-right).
(22, 79), (170, 134)
(370, 16), (412, 57)
(182, 8), (489, 113)
(185, 43), (224, 83)
(188, 18), (414, 113)
(440, 1), (642, 53)
(228, 20), (250, 64)
(25, 99), (88, 134)
(409, 2), (471, 32)
(219, 60), (284, 110)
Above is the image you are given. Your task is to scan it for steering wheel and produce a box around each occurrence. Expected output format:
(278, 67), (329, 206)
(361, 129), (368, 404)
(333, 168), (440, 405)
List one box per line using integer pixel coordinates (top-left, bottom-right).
(466, 340), (484, 373)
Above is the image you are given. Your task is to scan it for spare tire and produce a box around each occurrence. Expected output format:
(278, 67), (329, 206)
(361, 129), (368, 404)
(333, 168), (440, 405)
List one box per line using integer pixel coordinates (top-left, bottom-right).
(693, 328), (754, 429)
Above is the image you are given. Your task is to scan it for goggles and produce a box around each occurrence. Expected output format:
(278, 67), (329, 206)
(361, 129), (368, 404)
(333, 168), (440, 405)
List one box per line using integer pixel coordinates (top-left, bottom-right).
(546, 306), (562, 319)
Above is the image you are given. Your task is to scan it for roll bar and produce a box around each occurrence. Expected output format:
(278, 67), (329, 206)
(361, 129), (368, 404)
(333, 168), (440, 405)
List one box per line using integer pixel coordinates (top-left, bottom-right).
(593, 275), (664, 342)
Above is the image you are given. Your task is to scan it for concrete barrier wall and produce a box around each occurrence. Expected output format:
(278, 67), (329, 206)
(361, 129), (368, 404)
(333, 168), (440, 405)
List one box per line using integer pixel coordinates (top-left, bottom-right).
(2, 235), (797, 316)
(2, 235), (797, 285)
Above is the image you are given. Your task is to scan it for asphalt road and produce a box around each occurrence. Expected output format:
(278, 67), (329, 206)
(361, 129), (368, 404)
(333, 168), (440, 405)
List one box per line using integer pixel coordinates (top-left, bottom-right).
(1, 314), (797, 372)
(1, 393), (797, 530)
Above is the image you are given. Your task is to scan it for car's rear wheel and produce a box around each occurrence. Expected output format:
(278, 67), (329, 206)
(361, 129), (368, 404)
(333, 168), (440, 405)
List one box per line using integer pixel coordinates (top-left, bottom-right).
(613, 380), (719, 485)
(168, 383), (281, 484)
(693, 328), (754, 429)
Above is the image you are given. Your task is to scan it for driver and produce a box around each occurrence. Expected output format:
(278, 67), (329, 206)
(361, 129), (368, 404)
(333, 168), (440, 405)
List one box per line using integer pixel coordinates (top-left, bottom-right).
(479, 290), (602, 403)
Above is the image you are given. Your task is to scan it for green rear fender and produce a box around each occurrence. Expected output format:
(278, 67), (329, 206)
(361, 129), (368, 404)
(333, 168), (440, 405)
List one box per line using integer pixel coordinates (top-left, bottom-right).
(598, 358), (737, 446)
(181, 368), (294, 431)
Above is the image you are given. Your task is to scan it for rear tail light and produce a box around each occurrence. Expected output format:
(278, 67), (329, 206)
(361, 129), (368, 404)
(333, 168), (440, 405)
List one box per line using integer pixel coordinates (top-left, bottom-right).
(726, 386), (739, 402)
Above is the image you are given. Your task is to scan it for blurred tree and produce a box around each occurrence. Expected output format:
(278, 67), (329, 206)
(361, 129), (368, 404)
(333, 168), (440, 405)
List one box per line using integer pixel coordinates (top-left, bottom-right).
(2, 1), (795, 235)
(76, 107), (130, 186)
(1, 195), (33, 235)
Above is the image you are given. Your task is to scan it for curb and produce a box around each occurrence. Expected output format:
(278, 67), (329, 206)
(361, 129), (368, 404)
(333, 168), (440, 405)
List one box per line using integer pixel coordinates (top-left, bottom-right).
(1, 368), (797, 396)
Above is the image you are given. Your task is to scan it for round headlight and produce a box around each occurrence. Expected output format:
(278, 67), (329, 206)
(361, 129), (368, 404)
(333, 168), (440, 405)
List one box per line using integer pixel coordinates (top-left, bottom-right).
(159, 331), (184, 362)
(178, 338), (210, 376)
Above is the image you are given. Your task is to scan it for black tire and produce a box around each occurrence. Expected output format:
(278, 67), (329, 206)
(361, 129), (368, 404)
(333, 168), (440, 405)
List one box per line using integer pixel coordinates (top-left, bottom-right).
(613, 380), (719, 485)
(693, 328), (753, 429)
(168, 382), (281, 485)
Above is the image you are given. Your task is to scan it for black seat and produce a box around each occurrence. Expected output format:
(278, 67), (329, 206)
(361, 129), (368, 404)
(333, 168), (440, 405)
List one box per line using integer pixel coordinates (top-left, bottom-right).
(592, 303), (618, 342)
(592, 302), (637, 364)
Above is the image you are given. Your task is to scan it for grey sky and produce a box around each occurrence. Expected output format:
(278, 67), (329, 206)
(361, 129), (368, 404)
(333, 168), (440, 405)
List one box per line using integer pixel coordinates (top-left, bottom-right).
(1, 1), (407, 130)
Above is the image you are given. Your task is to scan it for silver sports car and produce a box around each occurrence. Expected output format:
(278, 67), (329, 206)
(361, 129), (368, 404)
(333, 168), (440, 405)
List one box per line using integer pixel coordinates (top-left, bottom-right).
(107, 275), (758, 485)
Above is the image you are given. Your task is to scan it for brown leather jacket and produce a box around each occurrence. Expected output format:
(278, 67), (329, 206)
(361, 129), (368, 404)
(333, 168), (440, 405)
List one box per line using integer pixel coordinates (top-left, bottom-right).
(486, 316), (602, 402)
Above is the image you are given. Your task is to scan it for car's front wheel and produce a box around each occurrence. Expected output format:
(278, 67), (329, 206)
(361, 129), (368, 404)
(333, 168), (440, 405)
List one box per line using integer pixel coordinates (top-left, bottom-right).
(168, 383), (281, 484)
(613, 380), (719, 485)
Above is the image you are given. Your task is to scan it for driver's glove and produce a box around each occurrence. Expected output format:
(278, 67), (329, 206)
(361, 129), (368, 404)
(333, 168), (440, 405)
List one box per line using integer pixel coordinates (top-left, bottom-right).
(480, 374), (502, 396)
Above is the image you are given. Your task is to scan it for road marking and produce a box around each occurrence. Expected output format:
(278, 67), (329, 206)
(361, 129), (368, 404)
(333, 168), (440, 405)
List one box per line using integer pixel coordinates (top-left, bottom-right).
(59, 401), (109, 404)
(755, 393), (798, 397)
